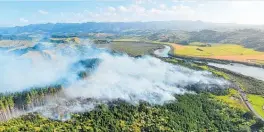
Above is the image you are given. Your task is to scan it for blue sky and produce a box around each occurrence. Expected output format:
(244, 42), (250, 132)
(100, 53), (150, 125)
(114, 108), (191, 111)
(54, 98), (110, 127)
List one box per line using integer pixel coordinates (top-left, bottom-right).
(1, 0), (264, 27)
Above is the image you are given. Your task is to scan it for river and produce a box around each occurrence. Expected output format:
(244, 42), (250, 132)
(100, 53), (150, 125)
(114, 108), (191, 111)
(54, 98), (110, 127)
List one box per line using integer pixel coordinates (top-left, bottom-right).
(208, 62), (264, 81)
(153, 45), (170, 57)
(154, 45), (264, 81)
(154, 45), (264, 121)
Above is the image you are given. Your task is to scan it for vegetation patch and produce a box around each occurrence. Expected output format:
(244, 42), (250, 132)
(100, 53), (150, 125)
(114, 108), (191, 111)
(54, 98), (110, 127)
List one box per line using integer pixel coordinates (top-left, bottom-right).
(95, 41), (162, 56)
(50, 37), (80, 44)
(0, 94), (259, 131)
(248, 94), (264, 118)
(213, 89), (248, 111)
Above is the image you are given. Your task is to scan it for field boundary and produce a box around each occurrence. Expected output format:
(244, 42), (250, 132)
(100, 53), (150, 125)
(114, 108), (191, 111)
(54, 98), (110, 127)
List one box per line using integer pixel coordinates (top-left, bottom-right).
(114, 40), (264, 68)
(170, 54), (264, 69)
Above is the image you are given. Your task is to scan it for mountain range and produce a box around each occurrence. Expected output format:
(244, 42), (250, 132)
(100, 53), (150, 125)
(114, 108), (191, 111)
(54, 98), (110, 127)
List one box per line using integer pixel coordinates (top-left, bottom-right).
(0, 20), (263, 34)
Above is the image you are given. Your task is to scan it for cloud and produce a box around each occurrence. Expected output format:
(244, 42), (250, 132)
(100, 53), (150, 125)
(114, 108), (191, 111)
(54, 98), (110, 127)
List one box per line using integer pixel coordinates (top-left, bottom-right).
(118, 6), (128, 12)
(107, 6), (116, 12)
(19, 18), (28, 23)
(57, 4), (197, 23)
(38, 10), (49, 15)
(135, 0), (156, 5)
(159, 4), (166, 9)
(64, 53), (228, 104)
(0, 43), (229, 120)
(45, 1), (264, 25)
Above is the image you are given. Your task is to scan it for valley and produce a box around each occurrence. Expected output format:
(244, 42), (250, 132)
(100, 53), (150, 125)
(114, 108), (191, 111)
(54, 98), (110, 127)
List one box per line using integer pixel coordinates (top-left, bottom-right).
(0, 39), (259, 130)
(1, 24), (264, 131)
(2, 1), (264, 131)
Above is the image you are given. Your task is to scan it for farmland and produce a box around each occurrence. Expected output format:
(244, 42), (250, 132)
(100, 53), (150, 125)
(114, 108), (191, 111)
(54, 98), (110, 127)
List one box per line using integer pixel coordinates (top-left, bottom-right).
(94, 39), (264, 65)
(95, 41), (162, 56)
(2, 3), (264, 131)
(171, 43), (264, 64)
(0, 40), (34, 49)
(50, 37), (80, 44)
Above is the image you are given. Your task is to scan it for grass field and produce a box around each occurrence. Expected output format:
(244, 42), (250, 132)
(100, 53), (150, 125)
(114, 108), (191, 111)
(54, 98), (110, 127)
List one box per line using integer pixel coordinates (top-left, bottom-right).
(171, 43), (264, 64)
(0, 40), (34, 49)
(101, 40), (264, 64)
(95, 41), (161, 56)
(248, 94), (264, 118)
(213, 89), (248, 111)
(50, 37), (80, 44)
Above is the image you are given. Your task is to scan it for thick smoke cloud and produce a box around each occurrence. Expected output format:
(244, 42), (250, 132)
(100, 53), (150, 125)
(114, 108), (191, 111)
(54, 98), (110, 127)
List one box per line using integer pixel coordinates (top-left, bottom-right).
(0, 50), (77, 92)
(65, 53), (228, 104)
(0, 44), (105, 93)
(0, 43), (229, 120)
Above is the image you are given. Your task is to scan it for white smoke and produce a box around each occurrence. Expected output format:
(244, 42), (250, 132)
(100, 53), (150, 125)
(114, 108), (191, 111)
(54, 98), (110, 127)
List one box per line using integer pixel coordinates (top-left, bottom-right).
(64, 53), (228, 104)
(0, 50), (78, 93)
(0, 43), (229, 120)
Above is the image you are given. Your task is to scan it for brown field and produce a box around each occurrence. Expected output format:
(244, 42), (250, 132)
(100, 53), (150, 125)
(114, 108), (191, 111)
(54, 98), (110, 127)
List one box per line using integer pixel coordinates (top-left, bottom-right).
(0, 40), (34, 48)
(171, 43), (185, 50)
(95, 41), (161, 56)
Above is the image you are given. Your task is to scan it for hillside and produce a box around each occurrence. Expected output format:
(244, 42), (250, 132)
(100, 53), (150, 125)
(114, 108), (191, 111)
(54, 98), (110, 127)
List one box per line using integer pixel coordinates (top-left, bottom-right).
(1, 22), (264, 131)
(0, 21), (263, 35)
(1, 22), (264, 51)
(131, 29), (264, 51)
(1, 93), (259, 131)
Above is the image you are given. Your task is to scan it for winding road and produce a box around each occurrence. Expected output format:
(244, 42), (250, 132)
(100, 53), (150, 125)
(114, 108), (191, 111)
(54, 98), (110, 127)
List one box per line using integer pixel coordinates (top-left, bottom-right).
(238, 89), (264, 121)
(153, 45), (264, 121)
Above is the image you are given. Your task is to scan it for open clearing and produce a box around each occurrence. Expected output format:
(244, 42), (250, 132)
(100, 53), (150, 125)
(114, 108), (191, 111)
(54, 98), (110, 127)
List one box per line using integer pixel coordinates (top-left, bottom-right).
(95, 41), (162, 56)
(248, 94), (264, 118)
(0, 40), (34, 49)
(213, 89), (248, 111)
(171, 43), (264, 64)
(50, 37), (80, 44)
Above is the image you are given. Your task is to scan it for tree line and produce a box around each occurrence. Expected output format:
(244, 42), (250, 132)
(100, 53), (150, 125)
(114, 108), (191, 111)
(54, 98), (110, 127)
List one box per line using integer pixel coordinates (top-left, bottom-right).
(0, 93), (263, 131)
(0, 85), (62, 121)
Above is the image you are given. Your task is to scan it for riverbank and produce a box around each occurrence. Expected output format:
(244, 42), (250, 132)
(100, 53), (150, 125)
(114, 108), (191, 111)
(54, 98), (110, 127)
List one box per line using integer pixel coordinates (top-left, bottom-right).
(152, 45), (264, 120)
(129, 40), (264, 68)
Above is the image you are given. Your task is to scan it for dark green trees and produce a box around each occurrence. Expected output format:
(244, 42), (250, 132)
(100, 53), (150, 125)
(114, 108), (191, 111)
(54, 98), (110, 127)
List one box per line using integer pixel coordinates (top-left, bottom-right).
(0, 93), (261, 131)
(0, 85), (62, 121)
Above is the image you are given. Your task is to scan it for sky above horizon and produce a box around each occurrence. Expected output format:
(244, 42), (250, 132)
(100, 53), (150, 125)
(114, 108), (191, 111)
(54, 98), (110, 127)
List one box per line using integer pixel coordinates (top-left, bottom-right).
(1, 0), (264, 27)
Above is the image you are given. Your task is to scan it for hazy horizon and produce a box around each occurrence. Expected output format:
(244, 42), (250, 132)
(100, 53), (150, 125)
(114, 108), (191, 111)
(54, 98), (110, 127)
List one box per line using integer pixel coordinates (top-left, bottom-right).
(2, 20), (263, 28)
(2, 0), (264, 27)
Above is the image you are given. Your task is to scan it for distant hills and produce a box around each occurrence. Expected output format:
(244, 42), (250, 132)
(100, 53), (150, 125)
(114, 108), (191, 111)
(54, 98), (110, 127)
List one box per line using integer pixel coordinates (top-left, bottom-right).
(1, 21), (264, 51)
(0, 20), (263, 34)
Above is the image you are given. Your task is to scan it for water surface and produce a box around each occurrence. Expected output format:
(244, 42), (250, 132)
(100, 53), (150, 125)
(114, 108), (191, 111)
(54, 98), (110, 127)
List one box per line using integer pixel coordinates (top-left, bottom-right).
(154, 45), (170, 57)
(208, 63), (264, 81)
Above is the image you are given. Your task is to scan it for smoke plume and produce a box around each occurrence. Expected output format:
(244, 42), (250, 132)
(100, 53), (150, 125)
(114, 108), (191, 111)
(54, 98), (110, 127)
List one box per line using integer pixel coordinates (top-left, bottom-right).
(0, 43), (229, 120)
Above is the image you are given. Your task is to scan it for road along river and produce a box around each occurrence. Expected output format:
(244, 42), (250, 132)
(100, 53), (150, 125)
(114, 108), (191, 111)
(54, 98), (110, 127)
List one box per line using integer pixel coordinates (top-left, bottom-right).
(208, 62), (264, 81)
(153, 45), (264, 121)
(154, 45), (264, 82)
